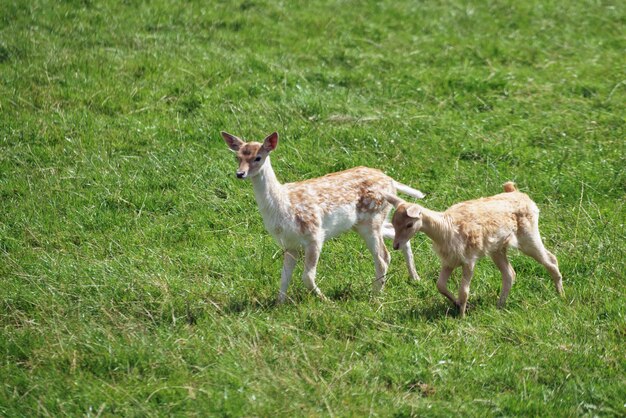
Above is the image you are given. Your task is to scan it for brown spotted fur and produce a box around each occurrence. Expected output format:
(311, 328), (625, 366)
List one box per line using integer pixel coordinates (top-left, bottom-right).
(222, 131), (423, 302)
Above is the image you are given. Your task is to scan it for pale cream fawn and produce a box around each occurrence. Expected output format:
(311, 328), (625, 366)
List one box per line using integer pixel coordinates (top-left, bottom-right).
(386, 182), (564, 317)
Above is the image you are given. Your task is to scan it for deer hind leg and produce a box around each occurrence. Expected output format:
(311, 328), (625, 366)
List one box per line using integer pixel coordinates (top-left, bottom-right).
(382, 222), (395, 240)
(377, 234), (391, 266)
(400, 240), (420, 281)
(518, 227), (564, 296)
(302, 241), (327, 301)
(382, 222), (419, 280)
(356, 221), (389, 294)
(490, 250), (516, 309)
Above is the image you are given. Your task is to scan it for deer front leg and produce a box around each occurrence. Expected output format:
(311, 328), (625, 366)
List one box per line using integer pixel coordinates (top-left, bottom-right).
(277, 249), (299, 304)
(458, 262), (475, 318)
(303, 241), (327, 301)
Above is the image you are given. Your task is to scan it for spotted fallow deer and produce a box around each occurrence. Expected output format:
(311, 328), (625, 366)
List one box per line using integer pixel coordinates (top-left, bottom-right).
(222, 131), (425, 302)
(386, 182), (564, 317)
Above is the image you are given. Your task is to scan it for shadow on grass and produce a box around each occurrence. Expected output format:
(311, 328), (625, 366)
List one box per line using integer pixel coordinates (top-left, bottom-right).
(223, 295), (280, 314)
(395, 295), (492, 322)
(326, 283), (369, 302)
(220, 283), (369, 315)
(218, 284), (495, 321)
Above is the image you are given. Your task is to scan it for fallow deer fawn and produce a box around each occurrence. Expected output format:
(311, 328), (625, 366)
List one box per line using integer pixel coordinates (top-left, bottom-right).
(222, 131), (425, 302)
(386, 182), (564, 317)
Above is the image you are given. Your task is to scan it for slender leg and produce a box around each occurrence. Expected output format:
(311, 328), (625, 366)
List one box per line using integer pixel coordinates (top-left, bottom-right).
(302, 241), (327, 300)
(400, 241), (420, 281)
(379, 235), (391, 266)
(436, 266), (456, 306)
(382, 222), (419, 280)
(277, 249), (299, 303)
(458, 263), (475, 318)
(490, 251), (516, 309)
(546, 250), (563, 295)
(355, 222), (389, 294)
(382, 222), (395, 240)
(519, 229), (564, 296)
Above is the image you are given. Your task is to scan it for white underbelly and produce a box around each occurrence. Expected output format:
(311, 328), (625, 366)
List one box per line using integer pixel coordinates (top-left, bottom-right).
(322, 205), (357, 239)
(264, 218), (306, 249)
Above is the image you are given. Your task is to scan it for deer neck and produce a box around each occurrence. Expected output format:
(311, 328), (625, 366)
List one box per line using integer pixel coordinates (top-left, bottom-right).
(250, 157), (288, 217)
(419, 208), (453, 244)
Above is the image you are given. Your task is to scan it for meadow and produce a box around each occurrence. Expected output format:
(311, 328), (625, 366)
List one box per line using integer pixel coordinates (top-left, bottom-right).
(1, 0), (625, 415)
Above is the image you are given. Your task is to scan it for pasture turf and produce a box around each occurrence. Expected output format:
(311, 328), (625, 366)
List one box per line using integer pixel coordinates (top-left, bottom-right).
(1, 0), (624, 416)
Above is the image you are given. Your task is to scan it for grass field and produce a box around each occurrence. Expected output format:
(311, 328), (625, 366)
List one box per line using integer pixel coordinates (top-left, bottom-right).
(1, 0), (625, 415)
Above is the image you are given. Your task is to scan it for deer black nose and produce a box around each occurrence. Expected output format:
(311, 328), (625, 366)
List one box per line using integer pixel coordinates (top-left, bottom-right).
(236, 171), (245, 179)
(393, 242), (400, 250)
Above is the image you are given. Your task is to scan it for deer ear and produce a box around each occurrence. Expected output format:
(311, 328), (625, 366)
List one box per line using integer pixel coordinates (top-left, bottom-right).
(262, 132), (278, 152)
(221, 131), (244, 151)
(406, 204), (422, 219)
(384, 193), (405, 208)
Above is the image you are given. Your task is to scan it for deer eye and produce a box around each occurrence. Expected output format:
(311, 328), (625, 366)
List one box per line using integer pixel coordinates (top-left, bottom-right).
(407, 222), (414, 228)
(254, 156), (262, 162)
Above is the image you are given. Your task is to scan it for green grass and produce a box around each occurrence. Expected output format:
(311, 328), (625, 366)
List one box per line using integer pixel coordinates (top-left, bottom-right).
(1, 0), (625, 415)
